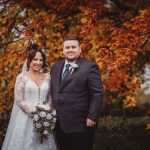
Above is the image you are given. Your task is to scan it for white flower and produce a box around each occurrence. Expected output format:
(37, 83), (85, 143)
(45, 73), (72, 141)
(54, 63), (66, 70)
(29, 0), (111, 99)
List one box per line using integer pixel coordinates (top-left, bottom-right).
(43, 122), (50, 127)
(33, 114), (39, 121)
(52, 110), (56, 116)
(70, 64), (79, 74)
(46, 114), (52, 120)
(36, 122), (42, 128)
(72, 63), (78, 69)
(39, 111), (46, 118)
(53, 118), (57, 122)
(43, 130), (49, 135)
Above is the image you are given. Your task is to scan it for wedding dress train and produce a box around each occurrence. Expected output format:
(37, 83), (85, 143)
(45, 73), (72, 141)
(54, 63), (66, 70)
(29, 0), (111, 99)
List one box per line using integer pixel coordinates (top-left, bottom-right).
(2, 73), (57, 150)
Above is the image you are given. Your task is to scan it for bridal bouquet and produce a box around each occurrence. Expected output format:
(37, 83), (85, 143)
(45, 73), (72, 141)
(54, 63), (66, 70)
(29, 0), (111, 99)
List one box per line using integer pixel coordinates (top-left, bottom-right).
(32, 105), (57, 143)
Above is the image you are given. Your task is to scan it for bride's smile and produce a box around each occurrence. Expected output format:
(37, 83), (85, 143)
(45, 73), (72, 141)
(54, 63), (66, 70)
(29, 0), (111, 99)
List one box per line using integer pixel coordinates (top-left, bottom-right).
(29, 52), (43, 72)
(2, 44), (57, 150)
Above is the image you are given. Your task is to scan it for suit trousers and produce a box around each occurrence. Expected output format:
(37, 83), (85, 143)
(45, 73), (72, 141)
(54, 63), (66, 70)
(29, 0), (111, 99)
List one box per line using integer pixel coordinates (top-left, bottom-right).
(56, 123), (95, 150)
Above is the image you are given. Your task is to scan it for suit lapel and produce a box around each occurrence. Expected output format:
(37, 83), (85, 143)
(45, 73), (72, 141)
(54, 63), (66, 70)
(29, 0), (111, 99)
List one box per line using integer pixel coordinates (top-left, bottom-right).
(59, 58), (82, 92)
(55, 60), (65, 89)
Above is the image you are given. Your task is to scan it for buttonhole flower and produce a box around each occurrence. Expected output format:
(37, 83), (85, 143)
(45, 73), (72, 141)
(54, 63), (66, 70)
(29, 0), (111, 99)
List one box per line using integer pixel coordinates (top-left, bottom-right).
(70, 64), (79, 74)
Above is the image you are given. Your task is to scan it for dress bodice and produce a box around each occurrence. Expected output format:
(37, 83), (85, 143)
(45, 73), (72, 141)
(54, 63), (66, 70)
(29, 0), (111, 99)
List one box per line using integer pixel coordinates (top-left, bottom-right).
(2, 73), (57, 150)
(14, 73), (51, 114)
(24, 75), (50, 105)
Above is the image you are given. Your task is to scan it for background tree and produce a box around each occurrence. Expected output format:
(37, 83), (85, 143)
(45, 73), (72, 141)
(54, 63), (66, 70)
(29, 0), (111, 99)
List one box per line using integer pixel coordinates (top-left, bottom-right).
(0, 0), (150, 148)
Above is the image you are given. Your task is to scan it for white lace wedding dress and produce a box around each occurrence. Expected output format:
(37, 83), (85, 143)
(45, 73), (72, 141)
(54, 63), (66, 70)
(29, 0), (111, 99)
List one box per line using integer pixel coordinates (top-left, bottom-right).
(2, 73), (57, 150)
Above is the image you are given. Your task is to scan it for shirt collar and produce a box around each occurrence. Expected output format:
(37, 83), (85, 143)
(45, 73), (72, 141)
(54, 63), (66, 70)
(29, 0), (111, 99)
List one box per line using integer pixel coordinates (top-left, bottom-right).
(64, 59), (76, 66)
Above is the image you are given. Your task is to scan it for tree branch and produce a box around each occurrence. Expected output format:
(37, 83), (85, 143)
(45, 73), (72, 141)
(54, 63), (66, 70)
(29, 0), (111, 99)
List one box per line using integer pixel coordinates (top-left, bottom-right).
(0, 37), (24, 46)
(110, 0), (131, 11)
(141, 35), (150, 49)
(2, 8), (23, 51)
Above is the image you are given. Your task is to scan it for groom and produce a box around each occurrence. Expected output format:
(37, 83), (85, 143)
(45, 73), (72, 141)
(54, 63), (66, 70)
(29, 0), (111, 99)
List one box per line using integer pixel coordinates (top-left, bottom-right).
(51, 36), (103, 150)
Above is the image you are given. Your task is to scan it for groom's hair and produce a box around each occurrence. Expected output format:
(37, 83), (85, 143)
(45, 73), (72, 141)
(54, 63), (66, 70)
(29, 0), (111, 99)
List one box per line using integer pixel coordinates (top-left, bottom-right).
(63, 36), (80, 45)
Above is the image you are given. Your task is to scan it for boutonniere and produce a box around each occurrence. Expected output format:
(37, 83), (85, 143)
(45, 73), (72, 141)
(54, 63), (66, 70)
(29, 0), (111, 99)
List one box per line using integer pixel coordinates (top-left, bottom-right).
(70, 64), (79, 74)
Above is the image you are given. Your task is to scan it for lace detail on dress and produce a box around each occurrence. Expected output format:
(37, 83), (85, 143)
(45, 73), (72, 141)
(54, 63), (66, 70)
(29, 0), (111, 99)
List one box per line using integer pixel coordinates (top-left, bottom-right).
(2, 73), (57, 150)
(14, 74), (31, 116)
(45, 73), (52, 109)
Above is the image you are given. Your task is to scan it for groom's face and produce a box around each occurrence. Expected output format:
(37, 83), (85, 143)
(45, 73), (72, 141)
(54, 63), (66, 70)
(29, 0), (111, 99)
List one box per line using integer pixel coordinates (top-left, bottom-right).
(63, 40), (81, 62)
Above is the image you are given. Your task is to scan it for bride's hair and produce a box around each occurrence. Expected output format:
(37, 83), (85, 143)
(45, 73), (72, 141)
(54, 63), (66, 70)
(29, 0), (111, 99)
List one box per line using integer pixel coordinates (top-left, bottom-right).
(26, 44), (48, 72)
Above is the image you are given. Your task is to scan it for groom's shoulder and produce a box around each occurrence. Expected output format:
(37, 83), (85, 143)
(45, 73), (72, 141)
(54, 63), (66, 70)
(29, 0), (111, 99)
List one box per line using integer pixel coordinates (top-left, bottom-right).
(54, 58), (64, 64)
(81, 58), (98, 66)
(52, 58), (64, 67)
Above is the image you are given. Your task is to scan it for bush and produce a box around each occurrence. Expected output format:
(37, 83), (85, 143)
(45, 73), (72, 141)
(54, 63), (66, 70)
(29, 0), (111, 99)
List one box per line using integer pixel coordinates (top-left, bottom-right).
(1, 115), (150, 150)
(0, 111), (11, 149)
(94, 116), (150, 150)
(102, 103), (150, 117)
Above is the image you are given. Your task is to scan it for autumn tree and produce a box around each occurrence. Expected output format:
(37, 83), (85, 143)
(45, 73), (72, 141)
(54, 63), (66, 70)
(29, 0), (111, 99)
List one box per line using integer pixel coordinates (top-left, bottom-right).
(0, 0), (150, 147)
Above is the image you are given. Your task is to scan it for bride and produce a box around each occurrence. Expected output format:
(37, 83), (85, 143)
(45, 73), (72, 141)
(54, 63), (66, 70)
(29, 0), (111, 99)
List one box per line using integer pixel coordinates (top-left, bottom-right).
(2, 44), (57, 150)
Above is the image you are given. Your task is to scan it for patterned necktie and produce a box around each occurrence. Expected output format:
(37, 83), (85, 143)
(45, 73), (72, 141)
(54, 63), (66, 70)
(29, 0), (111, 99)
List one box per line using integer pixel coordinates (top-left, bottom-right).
(62, 64), (71, 80)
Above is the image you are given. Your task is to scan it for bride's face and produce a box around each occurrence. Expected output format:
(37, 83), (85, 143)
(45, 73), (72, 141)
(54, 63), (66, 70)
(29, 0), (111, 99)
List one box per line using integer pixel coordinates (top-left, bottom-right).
(29, 52), (43, 72)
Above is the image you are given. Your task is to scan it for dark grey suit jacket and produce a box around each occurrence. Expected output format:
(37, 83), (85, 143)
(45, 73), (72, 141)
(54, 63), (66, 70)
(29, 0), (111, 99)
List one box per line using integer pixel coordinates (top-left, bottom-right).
(51, 58), (103, 133)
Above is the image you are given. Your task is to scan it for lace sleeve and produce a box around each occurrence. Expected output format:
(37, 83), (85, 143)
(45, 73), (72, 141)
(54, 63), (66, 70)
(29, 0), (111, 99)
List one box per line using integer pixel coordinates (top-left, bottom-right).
(14, 74), (31, 116)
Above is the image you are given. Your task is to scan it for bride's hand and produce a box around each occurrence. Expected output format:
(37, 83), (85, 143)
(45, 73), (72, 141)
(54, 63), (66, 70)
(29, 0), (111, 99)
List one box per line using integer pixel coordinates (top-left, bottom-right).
(26, 110), (34, 118)
(28, 107), (36, 117)
(36, 104), (50, 111)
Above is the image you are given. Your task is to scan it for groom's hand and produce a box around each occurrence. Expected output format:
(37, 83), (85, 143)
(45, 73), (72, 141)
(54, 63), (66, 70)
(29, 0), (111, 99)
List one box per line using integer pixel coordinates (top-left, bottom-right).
(86, 118), (96, 127)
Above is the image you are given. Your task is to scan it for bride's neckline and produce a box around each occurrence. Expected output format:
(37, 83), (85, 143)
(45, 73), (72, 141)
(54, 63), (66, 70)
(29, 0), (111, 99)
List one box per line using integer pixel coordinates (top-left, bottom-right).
(24, 73), (49, 89)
